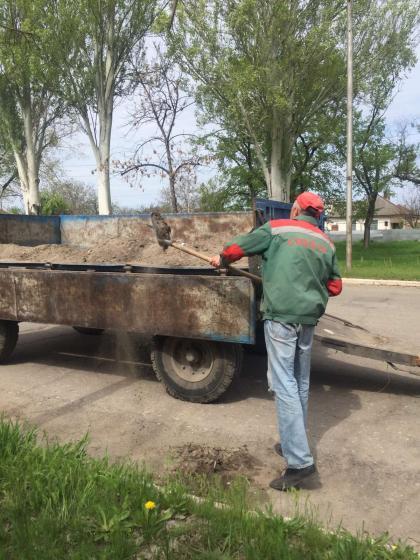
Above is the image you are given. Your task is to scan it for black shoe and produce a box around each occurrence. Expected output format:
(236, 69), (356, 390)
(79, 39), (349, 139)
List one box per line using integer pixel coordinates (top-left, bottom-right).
(274, 442), (283, 457)
(269, 464), (316, 491)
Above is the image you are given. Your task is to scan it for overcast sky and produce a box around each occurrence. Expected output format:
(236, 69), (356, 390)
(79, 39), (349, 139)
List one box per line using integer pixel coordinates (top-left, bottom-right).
(56, 51), (420, 209)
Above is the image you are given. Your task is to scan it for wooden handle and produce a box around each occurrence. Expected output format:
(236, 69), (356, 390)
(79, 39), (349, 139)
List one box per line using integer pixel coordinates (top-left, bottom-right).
(171, 242), (213, 263)
(171, 242), (262, 283)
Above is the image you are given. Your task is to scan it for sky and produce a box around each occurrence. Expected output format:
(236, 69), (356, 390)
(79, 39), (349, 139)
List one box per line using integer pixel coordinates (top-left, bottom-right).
(56, 49), (420, 210)
(56, 96), (206, 210)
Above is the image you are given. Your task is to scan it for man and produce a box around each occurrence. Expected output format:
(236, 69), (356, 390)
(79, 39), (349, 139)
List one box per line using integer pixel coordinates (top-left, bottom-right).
(210, 192), (342, 490)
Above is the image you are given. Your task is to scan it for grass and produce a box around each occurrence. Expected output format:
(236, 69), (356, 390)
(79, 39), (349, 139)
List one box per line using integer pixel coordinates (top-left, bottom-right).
(335, 240), (420, 280)
(0, 418), (417, 559)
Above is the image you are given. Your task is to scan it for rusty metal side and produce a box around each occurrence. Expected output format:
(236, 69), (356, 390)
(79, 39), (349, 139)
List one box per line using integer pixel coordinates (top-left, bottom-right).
(0, 269), (255, 344)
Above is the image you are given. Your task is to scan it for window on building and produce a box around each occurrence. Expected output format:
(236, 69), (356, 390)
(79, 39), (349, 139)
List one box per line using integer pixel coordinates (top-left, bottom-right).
(384, 221), (388, 227)
(370, 220), (378, 230)
(352, 222), (357, 231)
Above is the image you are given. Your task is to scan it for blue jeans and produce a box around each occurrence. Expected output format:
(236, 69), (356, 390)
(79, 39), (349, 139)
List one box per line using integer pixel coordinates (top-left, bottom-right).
(264, 320), (315, 469)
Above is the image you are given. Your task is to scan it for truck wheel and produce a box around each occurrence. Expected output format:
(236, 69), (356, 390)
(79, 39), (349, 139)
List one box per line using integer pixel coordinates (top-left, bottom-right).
(0, 321), (19, 363)
(151, 337), (243, 403)
(73, 327), (105, 335)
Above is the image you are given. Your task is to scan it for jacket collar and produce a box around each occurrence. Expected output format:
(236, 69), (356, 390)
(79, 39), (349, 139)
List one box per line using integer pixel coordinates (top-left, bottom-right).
(294, 215), (319, 227)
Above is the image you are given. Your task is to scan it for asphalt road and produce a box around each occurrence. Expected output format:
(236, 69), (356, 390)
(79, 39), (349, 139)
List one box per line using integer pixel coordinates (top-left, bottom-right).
(0, 284), (419, 547)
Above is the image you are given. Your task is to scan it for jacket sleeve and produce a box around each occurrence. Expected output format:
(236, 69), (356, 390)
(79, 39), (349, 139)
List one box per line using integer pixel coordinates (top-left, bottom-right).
(326, 253), (342, 296)
(221, 222), (272, 264)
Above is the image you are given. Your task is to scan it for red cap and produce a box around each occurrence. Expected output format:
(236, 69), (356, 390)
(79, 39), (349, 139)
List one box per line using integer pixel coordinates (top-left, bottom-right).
(295, 192), (324, 216)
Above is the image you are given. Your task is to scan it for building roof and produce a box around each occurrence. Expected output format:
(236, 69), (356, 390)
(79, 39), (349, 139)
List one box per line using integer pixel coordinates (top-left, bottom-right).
(328, 195), (407, 219)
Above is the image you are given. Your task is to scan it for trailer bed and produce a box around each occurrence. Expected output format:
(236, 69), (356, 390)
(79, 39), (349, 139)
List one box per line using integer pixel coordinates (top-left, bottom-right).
(0, 260), (418, 373)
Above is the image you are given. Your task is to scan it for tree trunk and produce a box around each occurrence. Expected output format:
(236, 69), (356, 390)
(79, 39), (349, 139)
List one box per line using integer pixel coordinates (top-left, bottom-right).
(363, 195), (377, 248)
(270, 116), (292, 203)
(21, 102), (41, 215)
(13, 150), (29, 213)
(97, 109), (113, 215)
(97, 161), (112, 215)
(168, 174), (178, 213)
(26, 147), (41, 215)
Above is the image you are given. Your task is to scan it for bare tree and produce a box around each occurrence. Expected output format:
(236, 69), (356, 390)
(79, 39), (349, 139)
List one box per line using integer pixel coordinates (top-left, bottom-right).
(400, 186), (420, 228)
(119, 54), (207, 212)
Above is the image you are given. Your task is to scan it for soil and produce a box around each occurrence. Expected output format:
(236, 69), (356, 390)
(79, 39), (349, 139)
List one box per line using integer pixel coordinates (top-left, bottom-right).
(170, 443), (263, 483)
(0, 225), (248, 267)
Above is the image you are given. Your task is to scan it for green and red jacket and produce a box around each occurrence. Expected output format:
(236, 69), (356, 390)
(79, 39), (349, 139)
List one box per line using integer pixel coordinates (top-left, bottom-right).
(221, 215), (342, 325)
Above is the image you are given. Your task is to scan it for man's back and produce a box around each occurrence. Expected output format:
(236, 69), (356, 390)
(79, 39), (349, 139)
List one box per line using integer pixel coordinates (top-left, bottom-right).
(221, 214), (342, 325)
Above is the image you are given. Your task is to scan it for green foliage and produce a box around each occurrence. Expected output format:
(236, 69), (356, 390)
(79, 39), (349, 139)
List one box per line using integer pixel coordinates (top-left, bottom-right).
(0, 0), (64, 182)
(198, 178), (253, 211)
(170, 0), (349, 200)
(39, 191), (71, 215)
(200, 133), (267, 206)
(170, 0), (419, 204)
(0, 418), (417, 559)
(394, 122), (420, 187)
(6, 206), (22, 214)
(57, 0), (161, 108)
(41, 179), (98, 215)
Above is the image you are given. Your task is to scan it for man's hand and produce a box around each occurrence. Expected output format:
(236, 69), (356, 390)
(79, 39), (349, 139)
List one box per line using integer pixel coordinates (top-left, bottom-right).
(210, 255), (221, 268)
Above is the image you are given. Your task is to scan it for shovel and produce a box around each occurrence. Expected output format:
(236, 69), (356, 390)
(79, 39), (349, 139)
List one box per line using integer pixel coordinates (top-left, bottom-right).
(150, 212), (261, 284)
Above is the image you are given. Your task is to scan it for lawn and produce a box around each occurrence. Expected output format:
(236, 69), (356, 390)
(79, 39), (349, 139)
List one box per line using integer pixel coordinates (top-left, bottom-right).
(0, 418), (417, 559)
(335, 240), (420, 281)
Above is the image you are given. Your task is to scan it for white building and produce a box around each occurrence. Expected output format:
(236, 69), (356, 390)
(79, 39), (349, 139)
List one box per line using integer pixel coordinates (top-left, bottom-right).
(326, 195), (407, 232)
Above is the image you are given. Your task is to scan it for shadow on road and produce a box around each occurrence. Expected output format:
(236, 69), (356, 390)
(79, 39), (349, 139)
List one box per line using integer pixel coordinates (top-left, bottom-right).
(11, 327), (420, 457)
(13, 327), (156, 381)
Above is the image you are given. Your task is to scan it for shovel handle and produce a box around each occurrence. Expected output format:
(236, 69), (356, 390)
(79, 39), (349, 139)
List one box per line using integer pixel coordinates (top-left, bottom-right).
(170, 242), (262, 283)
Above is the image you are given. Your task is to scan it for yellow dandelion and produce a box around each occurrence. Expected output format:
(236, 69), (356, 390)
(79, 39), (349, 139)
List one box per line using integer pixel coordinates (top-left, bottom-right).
(145, 500), (156, 510)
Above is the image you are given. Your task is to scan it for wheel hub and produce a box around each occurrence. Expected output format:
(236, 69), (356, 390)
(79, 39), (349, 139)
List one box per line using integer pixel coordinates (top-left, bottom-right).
(164, 339), (214, 383)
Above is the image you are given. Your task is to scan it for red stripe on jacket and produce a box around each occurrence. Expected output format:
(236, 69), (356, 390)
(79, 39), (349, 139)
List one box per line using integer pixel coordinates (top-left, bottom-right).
(270, 219), (331, 242)
(327, 278), (342, 296)
(221, 243), (245, 263)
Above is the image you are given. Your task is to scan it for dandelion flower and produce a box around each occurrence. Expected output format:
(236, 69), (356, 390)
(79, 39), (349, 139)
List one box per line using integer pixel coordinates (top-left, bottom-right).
(145, 500), (156, 510)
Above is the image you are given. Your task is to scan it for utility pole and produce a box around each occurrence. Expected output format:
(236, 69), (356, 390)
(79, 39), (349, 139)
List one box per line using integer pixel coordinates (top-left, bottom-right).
(346, 0), (353, 270)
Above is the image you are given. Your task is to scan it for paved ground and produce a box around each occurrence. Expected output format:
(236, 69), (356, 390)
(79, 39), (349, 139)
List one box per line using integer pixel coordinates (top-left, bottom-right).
(0, 284), (419, 547)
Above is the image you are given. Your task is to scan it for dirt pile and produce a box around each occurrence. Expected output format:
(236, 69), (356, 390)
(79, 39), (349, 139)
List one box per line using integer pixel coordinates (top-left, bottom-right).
(0, 216), (253, 267)
(170, 443), (262, 481)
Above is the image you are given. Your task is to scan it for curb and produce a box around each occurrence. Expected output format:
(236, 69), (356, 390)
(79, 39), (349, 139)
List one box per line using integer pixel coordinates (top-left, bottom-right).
(343, 278), (420, 288)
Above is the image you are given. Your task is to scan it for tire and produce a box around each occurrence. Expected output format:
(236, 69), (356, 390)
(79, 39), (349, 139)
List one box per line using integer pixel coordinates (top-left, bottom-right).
(73, 326), (105, 336)
(0, 321), (19, 363)
(151, 337), (243, 403)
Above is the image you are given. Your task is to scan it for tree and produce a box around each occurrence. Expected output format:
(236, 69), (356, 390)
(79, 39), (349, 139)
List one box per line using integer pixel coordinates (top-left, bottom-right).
(400, 186), (420, 228)
(41, 179), (99, 215)
(351, 114), (398, 247)
(171, 0), (349, 202)
(39, 191), (71, 215)
(200, 130), (267, 209)
(338, 0), (418, 247)
(0, 0), (65, 214)
(159, 173), (200, 212)
(119, 52), (205, 212)
(170, 0), (420, 204)
(0, 143), (19, 209)
(57, 0), (162, 215)
(394, 122), (420, 186)
(197, 178), (245, 212)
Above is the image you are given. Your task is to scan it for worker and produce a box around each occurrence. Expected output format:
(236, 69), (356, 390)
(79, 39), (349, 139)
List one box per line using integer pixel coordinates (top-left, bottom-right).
(210, 192), (342, 490)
